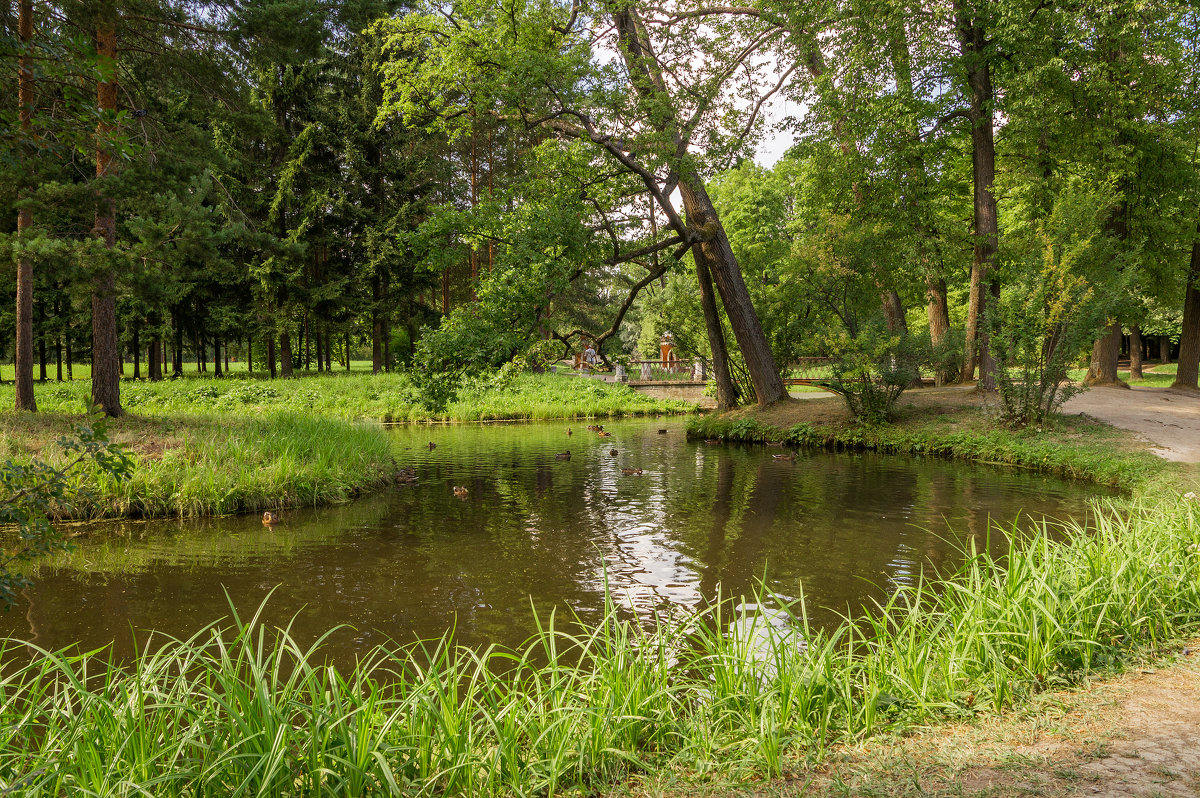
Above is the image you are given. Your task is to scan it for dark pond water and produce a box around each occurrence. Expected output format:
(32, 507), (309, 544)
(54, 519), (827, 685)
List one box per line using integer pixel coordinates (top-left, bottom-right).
(1, 419), (1109, 662)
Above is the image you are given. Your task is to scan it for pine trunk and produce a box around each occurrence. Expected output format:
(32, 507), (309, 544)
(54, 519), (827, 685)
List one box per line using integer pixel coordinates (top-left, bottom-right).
(149, 339), (162, 381)
(1173, 235), (1200, 390)
(132, 326), (140, 379)
(14, 0), (36, 411)
(214, 337), (222, 377)
(280, 331), (293, 378)
(90, 11), (121, 416)
(267, 336), (277, 379)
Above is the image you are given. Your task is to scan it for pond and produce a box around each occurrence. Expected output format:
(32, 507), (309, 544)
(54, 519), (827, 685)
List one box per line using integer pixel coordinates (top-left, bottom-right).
(1, 418), (1109, 662)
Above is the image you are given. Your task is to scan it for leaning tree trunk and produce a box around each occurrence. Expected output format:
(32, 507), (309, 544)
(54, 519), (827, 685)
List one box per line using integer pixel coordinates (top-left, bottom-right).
(90, 9), (121, 416)
(678, 179), (787, 406)
(1173, 234), (1200, 390)
(695, 257), (737, 409)
(14, 0), (36, 412)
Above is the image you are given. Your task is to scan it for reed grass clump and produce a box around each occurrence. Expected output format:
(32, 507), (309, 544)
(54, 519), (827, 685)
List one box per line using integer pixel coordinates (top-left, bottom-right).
(2, 497), (1198, 795)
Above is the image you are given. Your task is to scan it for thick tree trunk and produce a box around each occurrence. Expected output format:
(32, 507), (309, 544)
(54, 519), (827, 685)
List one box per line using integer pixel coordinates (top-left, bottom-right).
(267, 336), (277, 379)
(1159, 335), (1171, 365)
(695, 258), (737, 409)
(14, 0), (36, 411)
(926, 276), (953, 385)
(1086, 323), (1124, 385)
(678, 179), (786, 406)
(324, 328), (332, 372)
(881, 290), (908, 334)
(280, 330), (293, 378)
(172, 317), (184, 376)
(90, 12), (121, 416)
(1173, 235), (1200, 390)
(954, 1), (1000, 392)
(1128, 323), (1143, 381)
(149, 338), (162, 381)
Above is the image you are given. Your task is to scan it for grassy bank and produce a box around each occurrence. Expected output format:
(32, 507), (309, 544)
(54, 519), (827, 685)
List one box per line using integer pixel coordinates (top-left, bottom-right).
(0, 411), (397, 520)
(2, 497), (1198, 796)
(688, 391), (1166, 491)
(0, 371), (693, 423)
(0, 372), (691, 519)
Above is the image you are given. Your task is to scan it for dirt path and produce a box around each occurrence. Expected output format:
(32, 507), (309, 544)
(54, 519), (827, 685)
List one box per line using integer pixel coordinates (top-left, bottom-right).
(1062, 387), (1200, 463)
(784, 646), (1200, 797)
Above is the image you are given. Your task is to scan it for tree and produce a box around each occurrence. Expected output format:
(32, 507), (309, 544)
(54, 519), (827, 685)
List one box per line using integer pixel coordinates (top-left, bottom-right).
(378, 0), (788, 406)
(14, 0), (35, 411)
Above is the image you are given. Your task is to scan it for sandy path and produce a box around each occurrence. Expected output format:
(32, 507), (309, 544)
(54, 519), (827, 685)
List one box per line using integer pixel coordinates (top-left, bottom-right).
(1062, 387), (1200, 463)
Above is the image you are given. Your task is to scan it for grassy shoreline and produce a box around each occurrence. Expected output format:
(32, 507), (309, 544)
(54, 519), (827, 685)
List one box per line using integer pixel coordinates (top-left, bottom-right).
(0, 373), (692, 520)
(687, 390), (1168, 492)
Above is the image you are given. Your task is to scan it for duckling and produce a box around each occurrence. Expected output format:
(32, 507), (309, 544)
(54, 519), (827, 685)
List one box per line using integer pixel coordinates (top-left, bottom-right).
(567, 427), (573, 436)
(428, 442), (437, 450)
(703, 439), (721, 445)
(597, 431), (612, 438)
(657, 429), (668, 434)
(586, 424), (604, 432)
(772, 452), (797, 462)
(452, 485), (469, 498)
(621, 467), (643, 475)
(555, 451), (572, 460)
(262, 511), (280, 526)
(609, 448), (618, 457)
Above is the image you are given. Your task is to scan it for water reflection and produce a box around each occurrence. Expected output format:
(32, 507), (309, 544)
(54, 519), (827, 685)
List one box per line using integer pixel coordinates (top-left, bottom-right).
(1, 419), (1108, 663)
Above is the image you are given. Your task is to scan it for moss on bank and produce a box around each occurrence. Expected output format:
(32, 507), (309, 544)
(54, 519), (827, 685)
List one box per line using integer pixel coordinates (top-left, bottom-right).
(688, 391), (1166, 491)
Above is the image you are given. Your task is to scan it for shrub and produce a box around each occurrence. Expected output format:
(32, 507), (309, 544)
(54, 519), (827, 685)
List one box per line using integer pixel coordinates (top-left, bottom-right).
(826, 330), (929, 424)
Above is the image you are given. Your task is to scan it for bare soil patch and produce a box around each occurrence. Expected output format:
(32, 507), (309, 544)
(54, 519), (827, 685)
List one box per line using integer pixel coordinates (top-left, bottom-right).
(1063, 387), (1200, 463)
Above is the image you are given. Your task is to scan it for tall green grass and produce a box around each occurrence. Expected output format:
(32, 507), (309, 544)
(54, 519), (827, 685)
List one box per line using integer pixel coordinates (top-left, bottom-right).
(3, 498), (1198, 795)
(0, 372), (692, 423)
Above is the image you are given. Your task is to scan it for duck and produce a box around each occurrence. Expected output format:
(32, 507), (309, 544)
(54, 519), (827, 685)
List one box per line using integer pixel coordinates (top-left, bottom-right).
(567, 427), (573, 436)
(772, 452), (797, 462)
(766, 440), (785, 448)
(597, 431), (612, 438)
(703, 439), (721, 445)
(587, 424), (604, 432)
(395, 466), (418, 484)
(621, 467), (643, 475)
(262, 511), (280, 526)
(555, 451), (572, 460)
(428, 442), (437, 450)
(452, 485), (469, 498)
(609, 448), (618, 457)
(657, 429), (668, 435)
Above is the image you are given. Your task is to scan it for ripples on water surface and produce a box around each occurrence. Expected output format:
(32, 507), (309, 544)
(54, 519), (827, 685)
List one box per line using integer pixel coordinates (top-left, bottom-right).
(2, 419), (1109, 662)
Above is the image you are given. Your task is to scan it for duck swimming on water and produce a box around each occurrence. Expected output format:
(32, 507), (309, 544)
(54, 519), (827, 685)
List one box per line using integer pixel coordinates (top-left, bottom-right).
(262, 511), (280, 526)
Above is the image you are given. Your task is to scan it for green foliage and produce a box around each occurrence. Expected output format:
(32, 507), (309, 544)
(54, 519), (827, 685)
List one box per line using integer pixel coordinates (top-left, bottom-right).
(0, 411), (133, 606)
(825, 330), (929, 424)
(992, 207), (1111, 427)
